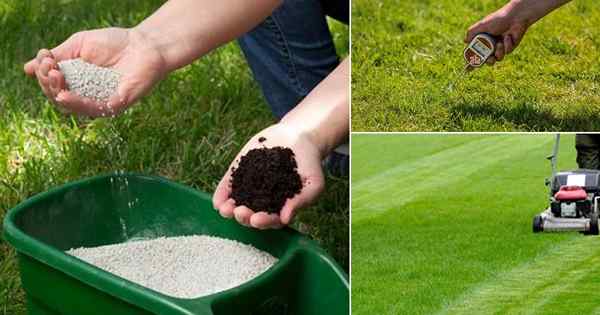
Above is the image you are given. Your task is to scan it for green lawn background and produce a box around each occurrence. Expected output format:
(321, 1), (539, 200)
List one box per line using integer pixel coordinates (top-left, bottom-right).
(352, 0), (600, 131)
(352, 134), (600, 314)
(0, 1), (349, 313)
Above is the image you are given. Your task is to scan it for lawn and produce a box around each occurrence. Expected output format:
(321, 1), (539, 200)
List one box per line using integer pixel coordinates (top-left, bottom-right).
(352, 0), (600, 131)
(352, 134), (600, 314)
(0, 1), (348, 314)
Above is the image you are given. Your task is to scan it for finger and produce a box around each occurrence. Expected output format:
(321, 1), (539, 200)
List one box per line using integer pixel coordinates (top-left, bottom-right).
(218, 198), (236, 218)
(36, 49), (53, 65)
(503, 34), (515, 55)
(279, 180), (324, 225)
(37, 80), (53, 101)
(36, 59), (51, 83)
(250, 212), (283, 230)
(24, 59), (38, 77)
(233, 206), (254, 227)
(485, 55), (496, 66)
(279, 199), (298, 225)
(465, 22), (483, 44)
(212, 176), (232, 209)
(508, 24), (527, 51)
(106, 91), (126, 115)
(494, 41), (505, 62)
(48, 69), (65, 97)
(41, 57), (56, 76)
(40, 58), (58, 95)
(25, 49), (52, 78)
(35, 69), (52, 100)
(55, 90), (105, 117)
(103, 72), (150, 117)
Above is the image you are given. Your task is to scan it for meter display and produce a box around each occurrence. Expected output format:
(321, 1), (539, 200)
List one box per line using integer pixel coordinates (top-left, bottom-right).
(463, 33), (497, 69)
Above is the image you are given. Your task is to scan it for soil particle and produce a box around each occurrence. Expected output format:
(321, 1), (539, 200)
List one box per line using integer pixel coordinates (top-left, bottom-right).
(230, 146), (302, 213)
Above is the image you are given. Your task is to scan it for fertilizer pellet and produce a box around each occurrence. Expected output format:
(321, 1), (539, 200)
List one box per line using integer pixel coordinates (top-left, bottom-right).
(57, 58), (121, 103)
(66, 235), (278, 299)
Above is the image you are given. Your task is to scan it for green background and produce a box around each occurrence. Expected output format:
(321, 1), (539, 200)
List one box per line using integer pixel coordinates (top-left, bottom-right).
(352, 0), (600, 131)
(0, 1), (349, 313)
(352, 133), (600, 314)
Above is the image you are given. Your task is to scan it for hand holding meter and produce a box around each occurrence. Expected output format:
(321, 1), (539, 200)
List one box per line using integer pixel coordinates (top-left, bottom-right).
(464, 33), (497, 70)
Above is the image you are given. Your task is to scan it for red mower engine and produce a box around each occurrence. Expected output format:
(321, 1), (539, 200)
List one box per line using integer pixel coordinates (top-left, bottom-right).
(549, 170), (600, 219)
(551, 186), (590, 218)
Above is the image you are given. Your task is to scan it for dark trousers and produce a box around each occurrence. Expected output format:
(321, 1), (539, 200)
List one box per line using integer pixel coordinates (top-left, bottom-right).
(576, 134), (600, 170)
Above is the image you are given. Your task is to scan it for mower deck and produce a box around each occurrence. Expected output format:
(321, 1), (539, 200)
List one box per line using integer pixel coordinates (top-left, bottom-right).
(533, 208), (596, 234)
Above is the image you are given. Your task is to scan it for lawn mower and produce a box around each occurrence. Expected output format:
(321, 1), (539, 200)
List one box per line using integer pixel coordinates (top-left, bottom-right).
(533, 134), (600, 235)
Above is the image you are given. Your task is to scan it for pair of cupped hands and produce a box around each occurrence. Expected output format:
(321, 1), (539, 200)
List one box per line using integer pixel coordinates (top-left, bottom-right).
(25, 27), (324, 229)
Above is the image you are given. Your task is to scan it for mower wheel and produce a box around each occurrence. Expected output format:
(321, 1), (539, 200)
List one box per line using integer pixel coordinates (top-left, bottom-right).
(589, 212), (599, 236)
(533, 215), (544, 233)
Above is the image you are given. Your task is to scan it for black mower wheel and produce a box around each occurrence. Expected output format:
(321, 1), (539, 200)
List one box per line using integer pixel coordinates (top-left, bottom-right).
(533, 215), (543, 233)
(589, 212), (599, 236)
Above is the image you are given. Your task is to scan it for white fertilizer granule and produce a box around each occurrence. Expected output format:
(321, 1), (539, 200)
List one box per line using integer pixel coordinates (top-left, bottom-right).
(66, 235), (278, 299)
(57, 58), (121, 103)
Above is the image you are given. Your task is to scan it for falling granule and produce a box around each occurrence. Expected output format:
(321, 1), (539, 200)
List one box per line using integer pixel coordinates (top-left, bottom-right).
(58, 58), (121, 103)
(66, 235), (278, 299)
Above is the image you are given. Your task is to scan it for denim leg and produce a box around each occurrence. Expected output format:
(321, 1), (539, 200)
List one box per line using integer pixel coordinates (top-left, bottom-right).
(238, 0), (342, 119)
(238, 0), (349, 176)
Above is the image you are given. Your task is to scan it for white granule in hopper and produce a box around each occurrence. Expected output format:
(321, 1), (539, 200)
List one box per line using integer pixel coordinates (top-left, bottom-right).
(66, 235), (278, 299)
(58, 58), (121, 103)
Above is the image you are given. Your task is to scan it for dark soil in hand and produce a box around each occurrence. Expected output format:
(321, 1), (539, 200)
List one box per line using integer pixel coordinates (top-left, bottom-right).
(230, 145), (302, 213)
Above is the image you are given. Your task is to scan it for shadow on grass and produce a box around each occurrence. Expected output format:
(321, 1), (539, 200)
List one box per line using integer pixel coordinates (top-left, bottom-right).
(448, 100), (599, 131)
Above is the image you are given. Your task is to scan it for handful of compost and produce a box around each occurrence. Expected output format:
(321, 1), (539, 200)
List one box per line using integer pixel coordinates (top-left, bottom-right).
(230, 140), (302, 214)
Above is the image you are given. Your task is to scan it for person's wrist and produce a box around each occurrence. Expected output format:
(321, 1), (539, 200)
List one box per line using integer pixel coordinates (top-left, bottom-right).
(277, 120), (332, 160)
(506, 0), (539, 27)
(129, 26), (172, 74)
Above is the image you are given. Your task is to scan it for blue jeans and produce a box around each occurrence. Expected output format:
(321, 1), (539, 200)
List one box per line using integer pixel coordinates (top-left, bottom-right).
(238, 0), (349, 176)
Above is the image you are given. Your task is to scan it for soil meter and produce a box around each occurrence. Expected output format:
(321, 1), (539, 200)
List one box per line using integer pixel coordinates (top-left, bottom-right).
(464, 33), (497, 71)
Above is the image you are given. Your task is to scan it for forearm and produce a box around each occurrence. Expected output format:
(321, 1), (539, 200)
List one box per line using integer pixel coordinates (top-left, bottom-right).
(506, 0), (571, 26)
(133, 0), (281, 72)
(280, 58), (349, 159)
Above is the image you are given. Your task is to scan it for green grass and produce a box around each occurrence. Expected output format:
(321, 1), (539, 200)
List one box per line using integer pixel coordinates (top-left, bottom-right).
(352, 0), (600, 131)
(0, 1), (348, 313)
(352, 134), (600, 314)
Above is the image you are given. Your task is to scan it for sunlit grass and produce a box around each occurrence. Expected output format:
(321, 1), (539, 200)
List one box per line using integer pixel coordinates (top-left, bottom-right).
(351, 134), (600, 314)
(0, 1), (348, 313)
(352, 0), (600, 131)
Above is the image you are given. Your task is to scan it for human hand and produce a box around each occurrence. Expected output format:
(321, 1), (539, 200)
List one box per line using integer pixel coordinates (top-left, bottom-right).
(465, 1), (533, 65)
(24, 27), (166, 117)
(213, 123), (325, 229)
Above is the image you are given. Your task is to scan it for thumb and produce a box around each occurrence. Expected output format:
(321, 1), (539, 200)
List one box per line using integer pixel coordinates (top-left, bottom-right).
(213, 175), (232, 210)
(465, 22), (486, 44)
(105, 79), (140, 115)
(50, 32), (84, 62)
(279, 179), (324, 225)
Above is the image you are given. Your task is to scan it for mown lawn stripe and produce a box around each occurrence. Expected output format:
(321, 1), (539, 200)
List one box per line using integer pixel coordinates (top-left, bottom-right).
(437, 237), (600, 315)
(352, 135), (552, 222)
(351, 134), (595, 315)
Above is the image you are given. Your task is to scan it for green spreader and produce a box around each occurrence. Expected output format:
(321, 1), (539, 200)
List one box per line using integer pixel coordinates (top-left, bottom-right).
(3, 173), (348, 315)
